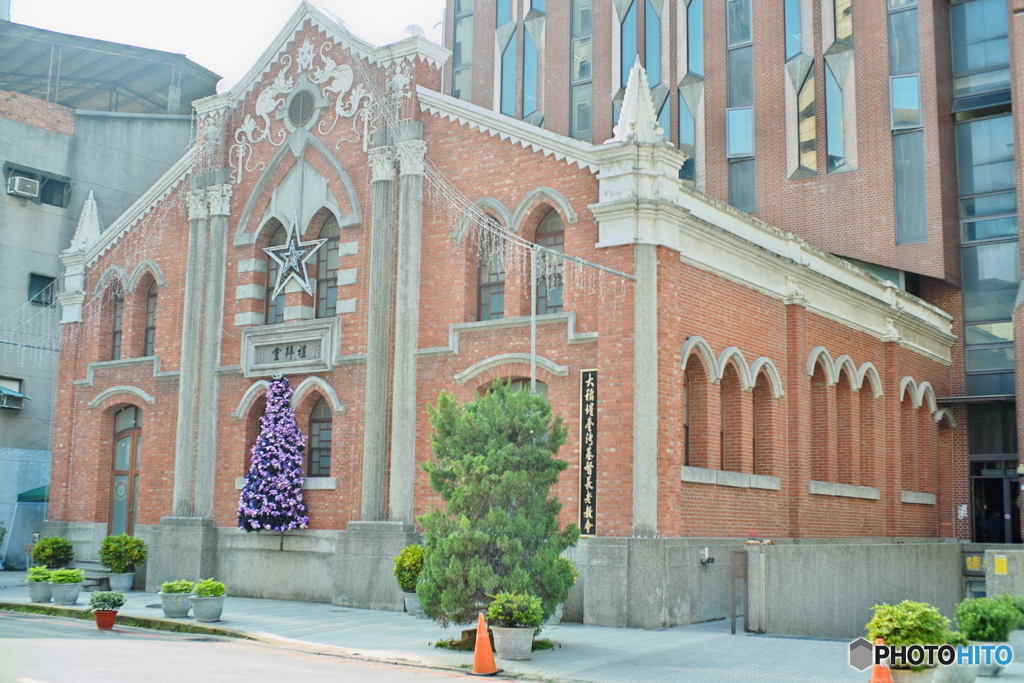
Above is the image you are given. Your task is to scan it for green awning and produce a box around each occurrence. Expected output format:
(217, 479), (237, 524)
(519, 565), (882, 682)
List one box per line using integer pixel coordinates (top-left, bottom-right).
(16, 485), (48, 503)
(0, 385), (29, 400)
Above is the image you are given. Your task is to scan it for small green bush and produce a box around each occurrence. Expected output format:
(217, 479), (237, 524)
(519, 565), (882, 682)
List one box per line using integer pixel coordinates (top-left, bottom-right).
(32, 537), (73, 568)
(866, 601), (950, 670)
(161, 580), (194, 594)
(956, 597), (1019, 642)
(26, 566), (50, 583)
(193, 578), (225, 597)
(486, 592), (544, 629)
(995, 594), (1024, 630)
(98, 534), (148, 574)
(393, 544), (424, 593)
(946, 630), (969, 647)
(88, 591), (126, 612)
(48, 568), (84, 584)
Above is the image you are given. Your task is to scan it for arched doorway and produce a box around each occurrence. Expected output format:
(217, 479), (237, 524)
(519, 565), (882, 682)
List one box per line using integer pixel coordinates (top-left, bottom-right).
(110, 406), (142, 535)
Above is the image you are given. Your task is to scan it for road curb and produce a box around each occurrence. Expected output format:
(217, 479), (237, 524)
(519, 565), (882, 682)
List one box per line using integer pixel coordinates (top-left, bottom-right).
(0, 601), (252, 639)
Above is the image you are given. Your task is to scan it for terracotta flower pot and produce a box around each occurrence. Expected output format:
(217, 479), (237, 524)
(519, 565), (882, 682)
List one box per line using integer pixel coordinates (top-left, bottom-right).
(94, 610), (117, 630)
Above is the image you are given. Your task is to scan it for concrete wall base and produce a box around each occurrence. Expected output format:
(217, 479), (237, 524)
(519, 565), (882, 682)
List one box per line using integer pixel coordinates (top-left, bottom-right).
(137, 517), (218, 592)
(334, 521), (420, 611)
(39, 521), (107, 565)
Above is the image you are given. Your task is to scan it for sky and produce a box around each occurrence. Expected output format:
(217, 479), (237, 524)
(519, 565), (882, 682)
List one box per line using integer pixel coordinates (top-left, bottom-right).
(10, 0), (448, 92)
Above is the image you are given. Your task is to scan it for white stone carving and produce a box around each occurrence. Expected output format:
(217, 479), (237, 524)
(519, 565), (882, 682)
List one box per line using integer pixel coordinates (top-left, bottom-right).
(297, 36), (315, 72)
(68, 190), (103, 253)
(186, 189), (209, 221)
(206, 184), (233, 217)
(396, 139), (427, 177)
(368, 146), (396, 182)
(606, 57), (664, 144)
(883, 318), (901, 342)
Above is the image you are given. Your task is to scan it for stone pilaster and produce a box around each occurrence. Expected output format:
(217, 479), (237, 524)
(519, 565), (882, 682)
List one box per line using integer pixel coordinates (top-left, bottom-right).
(389, 133), (427, 524)
(172, 187), (209, 517)
(632, 243), (659, 537)
(193, 183), (232, 519)
(359, 144), (397, 522)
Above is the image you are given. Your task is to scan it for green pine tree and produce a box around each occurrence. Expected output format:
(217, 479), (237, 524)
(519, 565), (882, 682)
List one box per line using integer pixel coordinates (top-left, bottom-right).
(417, 380), (580, 627)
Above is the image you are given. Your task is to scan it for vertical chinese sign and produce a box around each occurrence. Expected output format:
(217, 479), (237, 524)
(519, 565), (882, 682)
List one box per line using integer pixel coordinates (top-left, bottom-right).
(580, 369), (597, 536)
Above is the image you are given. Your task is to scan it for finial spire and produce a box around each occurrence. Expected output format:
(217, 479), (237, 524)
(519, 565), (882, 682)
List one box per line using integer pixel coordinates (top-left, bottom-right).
(68, 190), (103, 252)
(606, 57), (664, 144)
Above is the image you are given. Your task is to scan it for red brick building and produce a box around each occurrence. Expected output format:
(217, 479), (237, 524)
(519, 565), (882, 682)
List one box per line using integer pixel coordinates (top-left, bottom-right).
(45, 3), (969, 626)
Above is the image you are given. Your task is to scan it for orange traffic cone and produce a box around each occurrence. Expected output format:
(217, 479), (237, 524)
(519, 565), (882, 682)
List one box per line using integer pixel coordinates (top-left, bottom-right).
(469, 612), (500, 676)
(870, 638), (893, 683)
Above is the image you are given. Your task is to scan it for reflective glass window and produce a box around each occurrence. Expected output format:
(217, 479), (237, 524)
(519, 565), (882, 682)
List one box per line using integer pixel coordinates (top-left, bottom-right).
(727, 108), (754, 157)
(727, 46), (753, 107)
(965, 321), (1014, 345)
(963, 216), (1018, 242)
(727, 0), (751, 46)
(571, 83), (592, 140)
(496, 0), (511, 27)
(679, 93), (695, 181)
(645, 0), (661, 86)
(729, 159), (756, 212)
(961, 192), (1017, 218)
(825, 63), (845, 171)
(962, 241), (1020, 322)
(573, 37), (592, 82)
(687, 0), (704, 77)
(798, 69), (816, 171)
(835, 0), (853, 44)
(894, 130), (927, 243)
(888, 8), (920, 75)
(956, 115), (1016, 197)
(785, 0), (802, 59)
(890, 76), (921, 128)
(524, 31), (538, 116)
(951, 0), (1010, 96)
(572, 0), (592, 35)
(501, 33), (516, 117)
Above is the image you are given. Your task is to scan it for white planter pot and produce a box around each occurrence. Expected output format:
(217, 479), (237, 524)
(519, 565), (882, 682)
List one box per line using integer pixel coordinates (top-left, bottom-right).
(190, 595), (225, 622)
(49, 582), (82, 606)
(159, 592), (192, 618)
(403, 592), (423, 617)
(26, 581), (51, 603)
(969, 641), (1010, 677)
(934, 662), (978, 683)
(491, 626), (535, 660)
(891, 668), (935, 683)
(544, 603), (565, 626)
(107, 572), (135, 592)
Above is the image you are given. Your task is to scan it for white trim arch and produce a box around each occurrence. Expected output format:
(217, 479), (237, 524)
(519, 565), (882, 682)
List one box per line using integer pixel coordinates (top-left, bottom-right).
(934, 408), (957, 428)
(88, 385), (155, 408)
(806, 346), (837, 385)
(126, 260), (167, 291)
(232, 380), (271, 419)
(899, 376), (919, 406)
(453, 197), (513, 241)
(92, 265), (129, 297)
(857, 362), (883, 398)
(717, 347), (752, 391)
(681, 336), (720, 383)
(918, 382), (938, 414)
(510, 186), (579, 234)
(750, 357), (785, 398)
(899, 377), (937, 413)
(291, 376), (345, 414)
(454, 352), (569, 385)
(833, 354), (859, 389)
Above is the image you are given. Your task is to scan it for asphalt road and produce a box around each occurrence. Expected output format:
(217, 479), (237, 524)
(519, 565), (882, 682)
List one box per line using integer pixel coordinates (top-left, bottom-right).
(0, 611), (478, 683)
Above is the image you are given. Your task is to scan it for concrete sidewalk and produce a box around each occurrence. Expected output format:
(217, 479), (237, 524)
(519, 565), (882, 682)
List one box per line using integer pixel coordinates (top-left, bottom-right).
(1, 570), (1021, 683)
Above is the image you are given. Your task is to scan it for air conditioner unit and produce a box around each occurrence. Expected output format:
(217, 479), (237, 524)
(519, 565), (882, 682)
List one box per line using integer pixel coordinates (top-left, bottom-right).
(7, 175), (40, 198)
(0, 393), (24, 410)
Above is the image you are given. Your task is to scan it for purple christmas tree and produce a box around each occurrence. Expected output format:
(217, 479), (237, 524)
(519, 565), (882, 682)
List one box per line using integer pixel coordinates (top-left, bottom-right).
(238, 375), (310, 532)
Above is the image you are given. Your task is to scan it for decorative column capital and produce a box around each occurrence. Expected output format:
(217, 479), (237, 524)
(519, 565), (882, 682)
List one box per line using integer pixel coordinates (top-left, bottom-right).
(186, 189), (209, 221)
(206, 184), (233, 217)
(368, 146), (396, 183)
(396, 140), (427, 177)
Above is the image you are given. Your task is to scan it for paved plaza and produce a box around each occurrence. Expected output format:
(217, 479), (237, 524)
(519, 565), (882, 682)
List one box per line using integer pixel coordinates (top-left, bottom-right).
(1, 570), (1022, 682)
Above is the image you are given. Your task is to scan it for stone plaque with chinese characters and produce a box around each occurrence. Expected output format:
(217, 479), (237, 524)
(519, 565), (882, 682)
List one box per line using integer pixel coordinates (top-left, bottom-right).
(242, 317), (338, 378)
(579, 369), (597, 536)
(253, 340), (322, 366)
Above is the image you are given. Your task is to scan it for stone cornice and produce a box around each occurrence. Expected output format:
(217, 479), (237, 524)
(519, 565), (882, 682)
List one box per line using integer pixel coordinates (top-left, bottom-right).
(416, 86), (601, 172)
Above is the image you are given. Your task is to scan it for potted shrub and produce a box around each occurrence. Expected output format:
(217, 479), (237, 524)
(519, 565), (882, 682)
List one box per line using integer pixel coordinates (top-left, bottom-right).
(26, 566), (51, 603)
(98, 534), (148, 592)
(88, 591), (125, 630)
(32, 537), (73, 568)
(159, 580), (194, 618)
(995, 593), (1024, 651)
(190, 578), (226, 623)
(866, 600), (951, 682)
(486, 591), (544, 660)
(545, 557), (579, 626)
(48, 568), (85, 606)
(393, 544), (424, 617)
(955, 597), (1019, 677)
